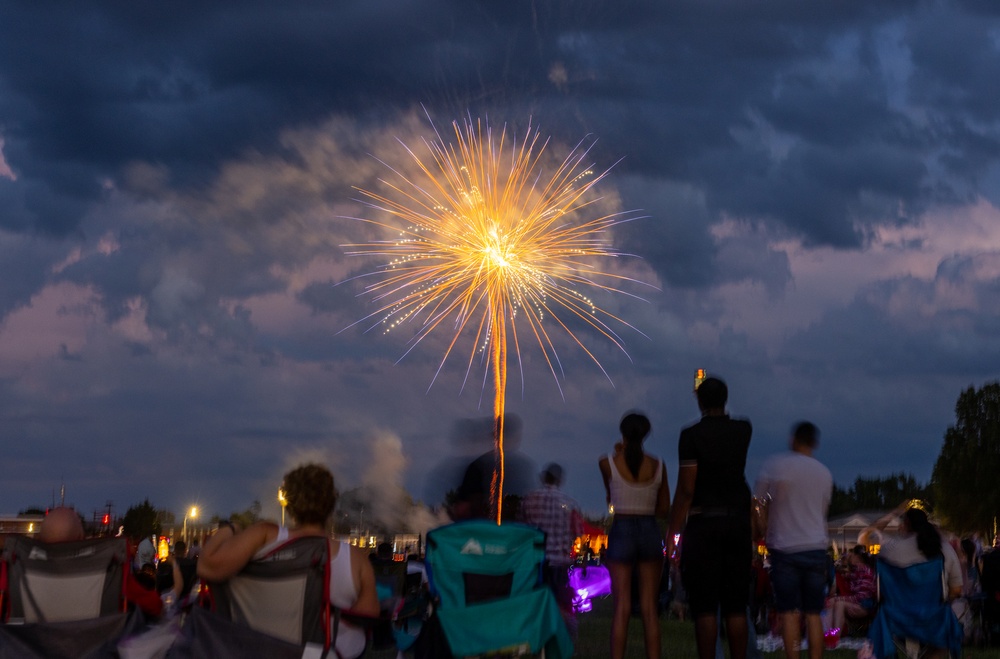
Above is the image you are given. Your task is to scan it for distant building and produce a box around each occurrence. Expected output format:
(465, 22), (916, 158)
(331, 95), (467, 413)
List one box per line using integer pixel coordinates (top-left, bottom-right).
(0, 514), (45, 542)
(336, 531), (424, 558)
(827, 510), (902, 555)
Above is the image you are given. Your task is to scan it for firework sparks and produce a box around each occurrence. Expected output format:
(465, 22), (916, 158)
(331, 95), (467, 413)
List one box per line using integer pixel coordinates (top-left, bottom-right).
(344, 115), (649, 523)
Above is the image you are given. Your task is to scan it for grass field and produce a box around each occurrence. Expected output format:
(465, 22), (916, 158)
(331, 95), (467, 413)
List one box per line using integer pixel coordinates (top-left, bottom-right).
(368, 595), (1000, 658)
(570, 598), (862, 659)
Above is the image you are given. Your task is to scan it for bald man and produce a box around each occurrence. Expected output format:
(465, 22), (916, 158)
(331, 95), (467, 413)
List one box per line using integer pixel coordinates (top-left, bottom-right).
(37, 507), (85, 543)
(36, 506), (164, 618)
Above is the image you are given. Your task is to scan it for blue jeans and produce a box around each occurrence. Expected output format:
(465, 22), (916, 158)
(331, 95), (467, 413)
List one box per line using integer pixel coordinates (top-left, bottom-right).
(768, 549), (829, 613)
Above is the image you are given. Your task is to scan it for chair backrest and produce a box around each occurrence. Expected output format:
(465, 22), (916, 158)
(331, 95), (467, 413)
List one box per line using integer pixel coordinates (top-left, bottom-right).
(870, 556), (963, 659)
(424, 521), (573, 658)
(1, 535), (128, 623)
(207, 535), (331, 649)
(371, 559), (408, 601)
(426, 520), (545, 608)
(876, 556), (946, 608)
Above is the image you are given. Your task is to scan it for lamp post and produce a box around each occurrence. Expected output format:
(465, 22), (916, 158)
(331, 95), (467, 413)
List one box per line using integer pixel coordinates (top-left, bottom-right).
(278, 488), (287, 527)
(183, 506), (198, 542)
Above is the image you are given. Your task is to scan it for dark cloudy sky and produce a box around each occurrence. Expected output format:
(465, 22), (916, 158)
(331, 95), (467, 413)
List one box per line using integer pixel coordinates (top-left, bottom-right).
(1, 1), (998, 526)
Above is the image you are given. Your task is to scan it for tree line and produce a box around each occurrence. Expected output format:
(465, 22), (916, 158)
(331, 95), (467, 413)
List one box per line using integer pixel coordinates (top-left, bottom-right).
(828, 380), (1000, 538)
(830, 382), (1000, 539)
(932, 381), (1000, 537)
(828, 473), (933, 517)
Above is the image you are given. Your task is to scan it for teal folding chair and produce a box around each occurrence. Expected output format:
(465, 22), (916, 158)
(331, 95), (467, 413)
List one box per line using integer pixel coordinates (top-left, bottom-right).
(424, 520), (573, 659)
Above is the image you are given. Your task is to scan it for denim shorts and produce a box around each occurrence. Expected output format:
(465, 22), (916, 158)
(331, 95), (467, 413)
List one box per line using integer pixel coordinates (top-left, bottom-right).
(768, 549), (830, 613)
(605, 515), (663, 563)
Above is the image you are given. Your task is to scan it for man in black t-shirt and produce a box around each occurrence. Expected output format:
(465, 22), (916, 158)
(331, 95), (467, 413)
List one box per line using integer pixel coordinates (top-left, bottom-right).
(668, 376), (753, 659)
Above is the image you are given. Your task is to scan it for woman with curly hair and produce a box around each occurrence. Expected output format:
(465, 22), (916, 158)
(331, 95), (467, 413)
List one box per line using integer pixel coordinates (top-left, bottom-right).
(198, 463), (378, 658)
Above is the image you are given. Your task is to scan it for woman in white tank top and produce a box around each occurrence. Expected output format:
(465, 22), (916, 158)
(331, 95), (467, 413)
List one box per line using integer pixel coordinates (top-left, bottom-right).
(598, 412), (671, 659)
(198, 464), (379, 658)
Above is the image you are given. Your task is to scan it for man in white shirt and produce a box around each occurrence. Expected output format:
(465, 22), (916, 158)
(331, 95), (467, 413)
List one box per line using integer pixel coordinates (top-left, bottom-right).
(754, 421), (833, 659)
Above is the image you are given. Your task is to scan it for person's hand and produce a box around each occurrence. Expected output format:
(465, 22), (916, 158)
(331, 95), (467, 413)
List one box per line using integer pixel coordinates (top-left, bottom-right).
(613, 441), (624, 456)
(664, 534), (677, 562)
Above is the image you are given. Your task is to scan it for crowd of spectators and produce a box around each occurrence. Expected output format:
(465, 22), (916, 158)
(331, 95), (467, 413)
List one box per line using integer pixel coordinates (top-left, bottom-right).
(6, 385), (1000, 659)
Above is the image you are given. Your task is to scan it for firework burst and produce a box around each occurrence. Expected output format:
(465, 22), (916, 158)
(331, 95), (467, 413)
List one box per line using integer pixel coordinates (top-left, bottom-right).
(344, 115), (648, 522)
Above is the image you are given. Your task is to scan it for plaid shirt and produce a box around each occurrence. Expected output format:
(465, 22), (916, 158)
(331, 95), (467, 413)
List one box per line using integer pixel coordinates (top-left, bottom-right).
(519, 484), (584, 566)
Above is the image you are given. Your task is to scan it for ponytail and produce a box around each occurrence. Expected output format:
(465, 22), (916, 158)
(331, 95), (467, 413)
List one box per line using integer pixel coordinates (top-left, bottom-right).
(619, 412), (651, 479)
(904, 508), (942, 560)
(624, 443), (643, 479)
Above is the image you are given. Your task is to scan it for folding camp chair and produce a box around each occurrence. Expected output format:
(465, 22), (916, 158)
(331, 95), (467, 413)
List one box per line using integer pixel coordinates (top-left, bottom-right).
(0, 535), (143, 659)
(369, 558), (426, 651)
(371, 559), (408, 598)
(175, 535), (333, 659)
(424, 520), (573, 659)
(868, 557), (963, 659)
(391, 567), (429, 653)
(369, 558), (406, 650)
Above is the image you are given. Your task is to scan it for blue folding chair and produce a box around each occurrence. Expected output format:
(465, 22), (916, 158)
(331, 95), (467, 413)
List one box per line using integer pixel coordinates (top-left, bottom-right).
(868, 556), (963, 659)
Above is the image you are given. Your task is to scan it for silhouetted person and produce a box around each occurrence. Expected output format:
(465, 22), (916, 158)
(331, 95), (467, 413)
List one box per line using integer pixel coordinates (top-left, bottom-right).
(668, 376), (752, 659)
(171, 540), (198, 606)
(451, 415), (533, 520)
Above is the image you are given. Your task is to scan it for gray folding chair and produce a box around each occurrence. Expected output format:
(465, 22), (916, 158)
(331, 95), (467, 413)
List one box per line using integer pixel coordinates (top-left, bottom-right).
(0, 535), (142, 659)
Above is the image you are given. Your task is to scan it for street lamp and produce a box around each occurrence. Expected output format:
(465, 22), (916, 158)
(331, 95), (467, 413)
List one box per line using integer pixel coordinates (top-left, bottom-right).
(183, 506), (198, 542)
(278, 488), (287, 526)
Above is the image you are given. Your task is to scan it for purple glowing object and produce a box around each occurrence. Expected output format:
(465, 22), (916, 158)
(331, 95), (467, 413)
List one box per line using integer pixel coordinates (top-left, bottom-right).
(569, 565), (611, 612)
